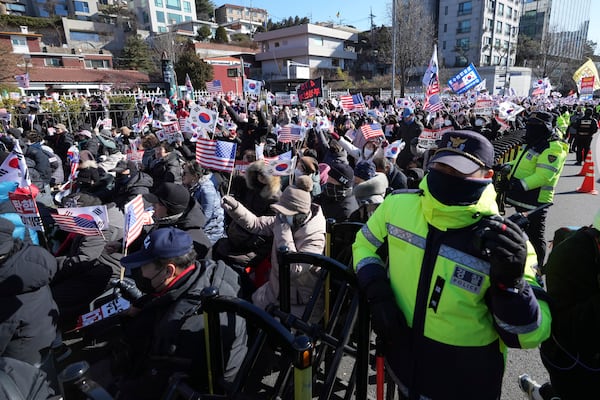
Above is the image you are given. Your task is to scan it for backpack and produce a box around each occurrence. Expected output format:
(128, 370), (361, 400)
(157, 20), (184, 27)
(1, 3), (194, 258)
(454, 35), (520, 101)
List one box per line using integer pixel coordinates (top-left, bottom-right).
(550, 226), (600, 265)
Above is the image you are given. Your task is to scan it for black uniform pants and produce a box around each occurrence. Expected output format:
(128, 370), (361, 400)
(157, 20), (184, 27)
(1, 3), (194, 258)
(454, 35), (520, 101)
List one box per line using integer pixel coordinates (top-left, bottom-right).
(574, 134), (593, 163)
(515, 205), (548, 268)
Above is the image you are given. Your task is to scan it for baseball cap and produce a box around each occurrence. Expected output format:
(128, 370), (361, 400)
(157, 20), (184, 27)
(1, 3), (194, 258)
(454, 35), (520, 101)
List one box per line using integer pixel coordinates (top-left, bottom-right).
(527, 111), (553, 133)
(120, 227), (194, 270)
(430, 130), (494, 175)
(402, 107), (414, 118)
(327, 161), (354, 188)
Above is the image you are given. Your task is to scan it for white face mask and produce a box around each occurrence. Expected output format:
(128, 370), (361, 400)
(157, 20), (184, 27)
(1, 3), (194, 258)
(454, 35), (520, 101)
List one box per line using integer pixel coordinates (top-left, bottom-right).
(363, 149), (374, 158)
(444, 119), (452, 126)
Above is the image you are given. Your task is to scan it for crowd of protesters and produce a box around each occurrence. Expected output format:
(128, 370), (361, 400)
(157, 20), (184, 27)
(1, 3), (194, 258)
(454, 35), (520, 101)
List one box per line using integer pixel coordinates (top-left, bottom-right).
(0, 88), (599, 399)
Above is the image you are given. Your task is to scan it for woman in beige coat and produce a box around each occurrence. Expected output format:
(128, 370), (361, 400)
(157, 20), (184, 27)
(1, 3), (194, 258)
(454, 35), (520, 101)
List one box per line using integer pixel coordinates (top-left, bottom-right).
(222, 175), (326, 322)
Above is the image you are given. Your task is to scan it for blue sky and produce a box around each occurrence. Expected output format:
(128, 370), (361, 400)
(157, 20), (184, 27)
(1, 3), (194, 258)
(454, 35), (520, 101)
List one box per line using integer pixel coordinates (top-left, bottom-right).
(215, 1), (600, 54)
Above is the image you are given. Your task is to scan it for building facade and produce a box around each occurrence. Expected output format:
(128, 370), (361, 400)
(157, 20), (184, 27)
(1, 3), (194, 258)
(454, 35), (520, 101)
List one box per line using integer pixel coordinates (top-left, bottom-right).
(253, 23), (358, 83)
(214, 3), (267, 36)
(129, 0), (196, 33)
(519, 0), (590, 61)
(437, 0), (521, 69)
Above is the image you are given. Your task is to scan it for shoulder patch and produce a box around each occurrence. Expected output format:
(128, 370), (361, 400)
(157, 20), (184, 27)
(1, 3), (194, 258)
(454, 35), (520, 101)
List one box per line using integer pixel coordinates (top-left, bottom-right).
(547, 155), (557, 163)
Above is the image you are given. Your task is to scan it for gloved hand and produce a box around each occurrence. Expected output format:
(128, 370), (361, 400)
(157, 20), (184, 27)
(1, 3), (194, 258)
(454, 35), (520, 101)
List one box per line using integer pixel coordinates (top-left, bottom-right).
(221, 195), (239, 212)
(478, 217), (528, 291)
(381, 139), (389, 148)
(357, 265), (407, 346)
(508, 177), (526, 192)
(331, 131), (340, 140)
(110, 278), (143, 303)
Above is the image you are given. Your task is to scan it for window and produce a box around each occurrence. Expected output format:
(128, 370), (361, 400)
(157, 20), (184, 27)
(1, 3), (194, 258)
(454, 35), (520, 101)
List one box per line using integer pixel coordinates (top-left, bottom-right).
(155, 0), (163, 6)
(483, 36), (491, 46)
(493, 55), (500, 64)
(503, 40), (509, 48)
(496, 21), (502, 33)
(167, 12), (182, 23)
(487, 19), (494, 30)
(497, 3), (504, 15)
(74, 1), (89, 13)
(483, 55), (490, 64)
(456, 38), (470, 50)
(505, 24), (512, 35)
(158, 26), (168, 32)
(506, 6), (512, 17)
(332, 58), (339, 67)
(455, 56), (468, 67)
(442, 40), (446, 50)
(185, 15), (191, 21)
(495, 38), (501, 47)
(443, 24), (447, 33)
(156, 11), (165, 22)
(444, 6), (448, 15)
(166, 0), (180, 10)
(11, 36), (27, 53)
(85, 59), (110, 69)
(183, 1), (191, 12)
(458, 1), (472, 16)
(44, 58), (62, 67)
(457, 20), (471, 33)
(70, 31), (100, 42)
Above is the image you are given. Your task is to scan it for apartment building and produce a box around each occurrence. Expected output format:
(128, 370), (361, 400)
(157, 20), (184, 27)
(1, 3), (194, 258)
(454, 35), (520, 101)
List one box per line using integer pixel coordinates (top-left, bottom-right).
(214, 3), (267, 35)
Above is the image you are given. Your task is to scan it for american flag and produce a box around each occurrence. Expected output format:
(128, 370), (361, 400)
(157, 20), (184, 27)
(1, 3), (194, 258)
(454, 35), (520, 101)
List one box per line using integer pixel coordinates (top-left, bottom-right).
(206, 80), (223, 93)
(277, 124), (304, 142)
(123, 194), (153, 249)
(339, 93), (366, 112)
(196, 138), (237, 172)
(360, 123), (385, 140)
(51, 213), (101, 236)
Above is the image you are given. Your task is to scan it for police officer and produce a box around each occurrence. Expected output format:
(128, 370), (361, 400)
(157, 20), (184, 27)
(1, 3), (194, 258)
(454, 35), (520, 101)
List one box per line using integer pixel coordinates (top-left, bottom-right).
(572, 107), (598, 165)
(353, 130), (551, 400)
(505, 111), (569, 267)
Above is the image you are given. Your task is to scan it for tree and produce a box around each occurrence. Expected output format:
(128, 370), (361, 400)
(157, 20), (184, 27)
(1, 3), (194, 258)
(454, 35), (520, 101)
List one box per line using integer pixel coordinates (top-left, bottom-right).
(174, 45), (213, 88)
(213, 26), (229, 43)
(118, 34), (154, 72)
(264, 16), (310, 31)
(0, 42), (25, 83)
(389, 0), (435, 96)
(151, 32), (188, 65)
(196, 0), (215, 22)
(196, 25), (212, 42)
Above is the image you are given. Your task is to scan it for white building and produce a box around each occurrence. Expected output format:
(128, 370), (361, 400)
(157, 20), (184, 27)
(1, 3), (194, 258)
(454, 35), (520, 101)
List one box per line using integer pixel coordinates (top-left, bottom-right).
(214, 3), (267, 36)
(438, 0), (521, 69)
(128, 0), (197, 33)
(253, 23), (358, 82)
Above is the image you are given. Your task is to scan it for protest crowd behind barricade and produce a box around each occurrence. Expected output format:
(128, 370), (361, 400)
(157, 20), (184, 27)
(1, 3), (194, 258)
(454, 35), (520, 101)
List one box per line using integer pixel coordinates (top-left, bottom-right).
(0, 73), (599, 399)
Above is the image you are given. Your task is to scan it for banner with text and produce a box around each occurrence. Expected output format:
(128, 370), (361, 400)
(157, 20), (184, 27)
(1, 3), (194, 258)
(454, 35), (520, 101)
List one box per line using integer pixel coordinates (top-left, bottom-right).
(297, 77), (323, 103)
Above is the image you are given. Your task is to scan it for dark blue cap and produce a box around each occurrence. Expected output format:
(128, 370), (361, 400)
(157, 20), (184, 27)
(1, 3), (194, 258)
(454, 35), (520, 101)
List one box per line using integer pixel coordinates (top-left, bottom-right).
(430, 130), (494, 174)
(120, 227), (194, 270)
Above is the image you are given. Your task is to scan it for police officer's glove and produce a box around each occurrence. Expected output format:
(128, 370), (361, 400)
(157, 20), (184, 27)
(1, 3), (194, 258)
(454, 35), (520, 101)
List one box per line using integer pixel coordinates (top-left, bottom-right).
(508, 177), (526, 193)
(477, 217), (528, 292)
(356, 265), (407, 346)
(110, 278), (143, 303)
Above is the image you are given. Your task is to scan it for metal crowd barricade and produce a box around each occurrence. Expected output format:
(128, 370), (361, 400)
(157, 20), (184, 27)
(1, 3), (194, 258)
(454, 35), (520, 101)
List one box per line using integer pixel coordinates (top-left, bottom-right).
(162, 287), (314, 400)
(276, 248), (370, 400)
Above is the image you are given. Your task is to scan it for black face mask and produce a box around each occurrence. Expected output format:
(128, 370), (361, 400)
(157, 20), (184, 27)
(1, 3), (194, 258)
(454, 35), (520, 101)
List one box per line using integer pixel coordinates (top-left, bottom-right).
(426, 168), (491, 206)
(323, 182), (350, 201)
(131, 267), (163, 294)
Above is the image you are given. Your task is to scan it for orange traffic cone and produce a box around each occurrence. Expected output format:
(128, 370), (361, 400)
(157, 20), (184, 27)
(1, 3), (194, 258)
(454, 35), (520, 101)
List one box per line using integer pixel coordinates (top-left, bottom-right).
(578, 150), (593, 176)
(577, 160), (598, 195)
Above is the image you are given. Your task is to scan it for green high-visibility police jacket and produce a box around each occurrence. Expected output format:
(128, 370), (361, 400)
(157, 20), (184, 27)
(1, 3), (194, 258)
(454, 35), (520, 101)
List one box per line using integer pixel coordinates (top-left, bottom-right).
(506, 139), (569, 209)
(556, 111), (571, 139)
(353, 180), (551, 398)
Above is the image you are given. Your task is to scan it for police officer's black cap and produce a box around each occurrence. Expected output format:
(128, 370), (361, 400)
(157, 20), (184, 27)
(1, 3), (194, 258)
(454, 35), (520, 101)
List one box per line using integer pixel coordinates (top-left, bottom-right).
(430, 130), (494, 175)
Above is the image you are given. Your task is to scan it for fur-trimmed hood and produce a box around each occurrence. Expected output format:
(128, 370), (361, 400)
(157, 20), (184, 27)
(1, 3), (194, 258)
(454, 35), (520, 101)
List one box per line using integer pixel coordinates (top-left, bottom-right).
(245, 161), (281, 199)
(353, 172), (388, 205)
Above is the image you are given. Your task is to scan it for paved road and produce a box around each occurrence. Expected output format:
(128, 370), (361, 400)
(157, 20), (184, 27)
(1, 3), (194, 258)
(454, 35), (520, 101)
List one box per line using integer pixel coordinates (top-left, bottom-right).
(501, 137), (599, 399)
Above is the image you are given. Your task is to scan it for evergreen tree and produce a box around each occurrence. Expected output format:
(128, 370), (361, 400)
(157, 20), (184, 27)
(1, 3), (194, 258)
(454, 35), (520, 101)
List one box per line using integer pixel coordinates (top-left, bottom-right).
(213, 26), (229, 43)
(174, 46), (213, 88)
(119, 35), (154, 72)
(196, 25), (212, 41)
(195, 0), (215, 21)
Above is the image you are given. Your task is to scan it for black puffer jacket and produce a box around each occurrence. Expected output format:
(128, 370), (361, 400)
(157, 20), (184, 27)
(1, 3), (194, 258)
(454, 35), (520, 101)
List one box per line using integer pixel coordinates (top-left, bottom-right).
(0, 242), (58, 365)
(118, 260), (247, 399)
(109, 170), (154, 211)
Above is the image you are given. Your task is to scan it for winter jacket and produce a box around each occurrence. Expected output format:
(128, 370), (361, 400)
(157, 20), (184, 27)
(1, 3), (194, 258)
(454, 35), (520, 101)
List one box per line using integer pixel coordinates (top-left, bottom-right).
(387, 164), (408, 190)
(41, 144), (64, 186)
(24, 143), (51, 185)
(0, 357), (55, 400)
(352, 181), (551, 399)
(149, 151), (183, 189)
(506, 138), (568, 208)
(394, 120), (424, 170)
(108, 170), (154, 211)
(0, 242), (58, 366)
(315, 192), (358, 223)
(190, 174), (224, 245)
(226, 202), (326, 320)
(118, 259), (247, 399)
